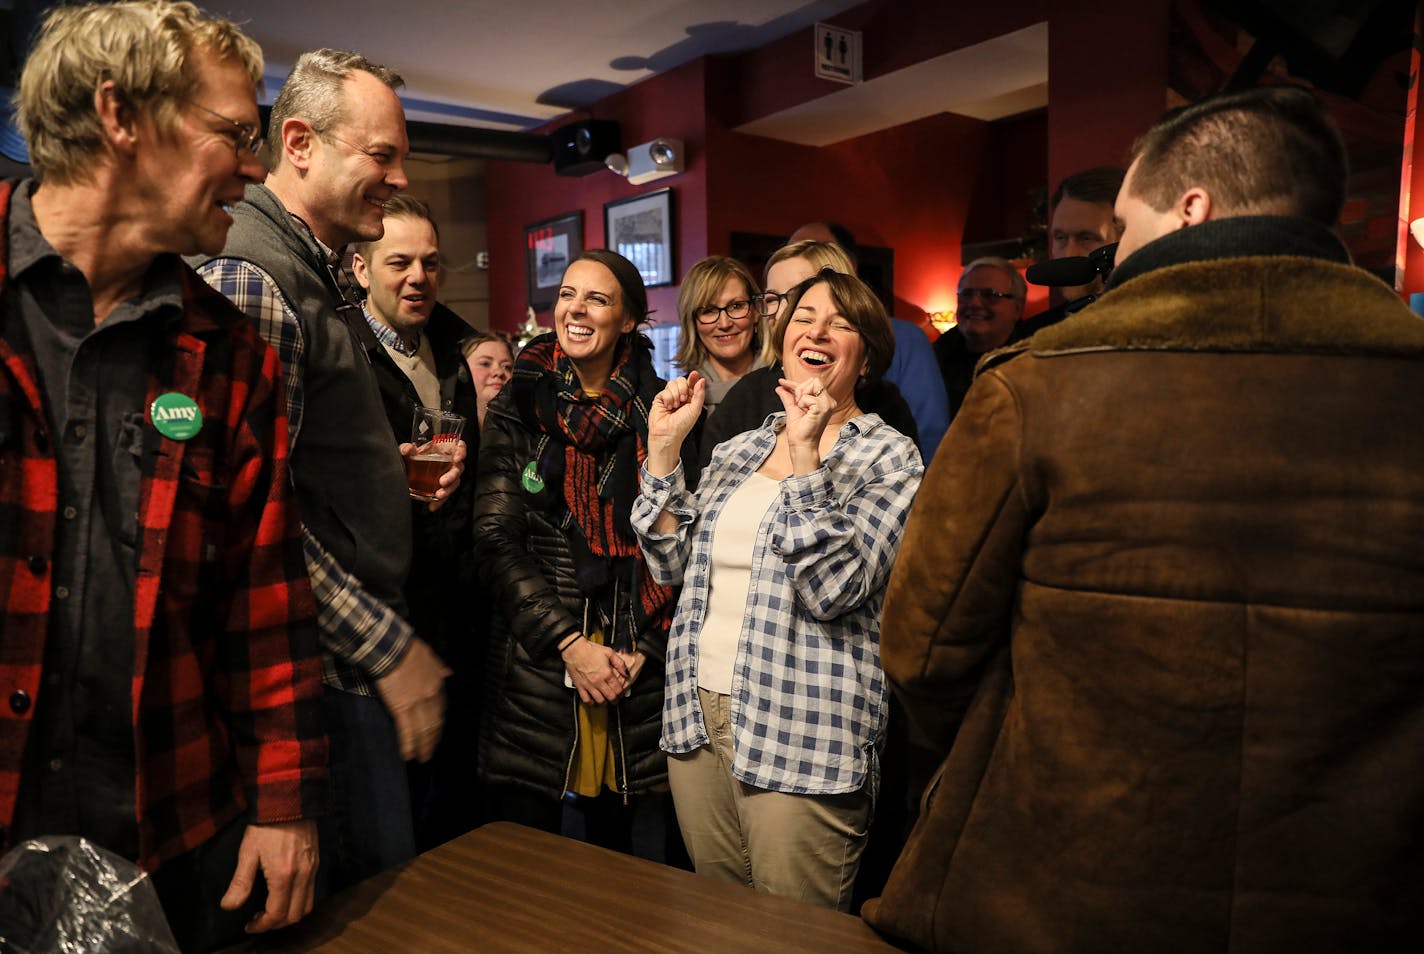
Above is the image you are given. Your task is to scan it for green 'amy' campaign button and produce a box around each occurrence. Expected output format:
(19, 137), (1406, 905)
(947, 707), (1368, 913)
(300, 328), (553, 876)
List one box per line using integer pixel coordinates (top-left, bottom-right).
(150, 392), (203, 441)
(521, 460), (545, 494)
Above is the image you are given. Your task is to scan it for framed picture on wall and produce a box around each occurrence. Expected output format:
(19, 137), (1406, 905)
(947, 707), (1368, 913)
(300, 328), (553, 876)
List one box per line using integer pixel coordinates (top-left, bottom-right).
(525, 211), (583, 311)
(604, 189), (675, 288)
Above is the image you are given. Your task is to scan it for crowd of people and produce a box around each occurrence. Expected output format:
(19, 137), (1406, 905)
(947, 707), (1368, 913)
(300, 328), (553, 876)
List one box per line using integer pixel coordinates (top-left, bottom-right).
(3, 2), (1423, 953)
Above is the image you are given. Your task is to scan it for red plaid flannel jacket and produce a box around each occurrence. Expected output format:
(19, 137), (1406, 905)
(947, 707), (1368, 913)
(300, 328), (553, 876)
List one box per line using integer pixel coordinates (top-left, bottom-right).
(0, 181), (327, 869)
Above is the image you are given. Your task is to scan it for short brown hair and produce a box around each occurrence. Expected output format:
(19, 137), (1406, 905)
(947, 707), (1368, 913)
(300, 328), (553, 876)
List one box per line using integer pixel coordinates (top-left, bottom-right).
(266, 49), (403, 170)
(353, 193), (439, 261)
(16, 0), (262, 184)
(1128, 85), (1347, 227)
(673, 256), (762, 372)
(1051, 166), (1126, 210)
(773, 268), (895, 389)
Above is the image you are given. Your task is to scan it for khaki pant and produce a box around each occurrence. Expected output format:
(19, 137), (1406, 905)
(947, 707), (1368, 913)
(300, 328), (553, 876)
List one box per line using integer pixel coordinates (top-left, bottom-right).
(667, 687), (871, 911)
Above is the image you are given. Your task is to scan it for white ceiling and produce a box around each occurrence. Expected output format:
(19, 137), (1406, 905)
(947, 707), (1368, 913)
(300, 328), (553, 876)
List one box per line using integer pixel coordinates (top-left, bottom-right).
(736, 23), (1048, 146)
(216, 0), (865, 130)
(0, 1), (1047, 165)
(214, 0), (1045, 145)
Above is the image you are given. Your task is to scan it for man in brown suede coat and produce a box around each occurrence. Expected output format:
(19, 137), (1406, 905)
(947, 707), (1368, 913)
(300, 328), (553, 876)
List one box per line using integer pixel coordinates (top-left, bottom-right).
(864, 85), (1424, 954)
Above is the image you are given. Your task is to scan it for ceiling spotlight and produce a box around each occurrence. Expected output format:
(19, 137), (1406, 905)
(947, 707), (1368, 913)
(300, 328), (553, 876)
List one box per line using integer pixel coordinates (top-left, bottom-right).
(604, 152), (629, 177)
(649, 139), (678, 167)
(627, 137), (684, 185)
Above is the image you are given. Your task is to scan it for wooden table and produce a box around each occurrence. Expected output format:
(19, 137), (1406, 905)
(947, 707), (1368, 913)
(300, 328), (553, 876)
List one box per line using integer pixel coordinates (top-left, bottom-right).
(225, 822), (900, 952)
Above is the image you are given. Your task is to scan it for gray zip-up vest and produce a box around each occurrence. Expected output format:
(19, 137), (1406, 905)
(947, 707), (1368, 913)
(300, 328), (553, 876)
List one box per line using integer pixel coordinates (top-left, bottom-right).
(204, 183), (411, 621)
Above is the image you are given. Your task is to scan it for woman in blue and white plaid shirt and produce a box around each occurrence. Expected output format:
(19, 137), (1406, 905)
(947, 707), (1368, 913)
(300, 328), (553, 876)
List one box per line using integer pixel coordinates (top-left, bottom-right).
(633, 269), (924, 910)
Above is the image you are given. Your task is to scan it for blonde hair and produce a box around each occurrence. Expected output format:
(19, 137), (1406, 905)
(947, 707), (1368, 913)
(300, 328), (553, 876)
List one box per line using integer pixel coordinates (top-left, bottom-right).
(460, 330), (514, 362)
(266, 49), (403, 170)
(760, 240), (856, 365)
(16, 0), (262, 185)
(673, 256), (762, 372)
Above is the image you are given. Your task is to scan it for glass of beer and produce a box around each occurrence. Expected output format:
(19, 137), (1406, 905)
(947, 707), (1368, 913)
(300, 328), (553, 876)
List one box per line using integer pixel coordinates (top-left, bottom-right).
(408, 406), (465, 501)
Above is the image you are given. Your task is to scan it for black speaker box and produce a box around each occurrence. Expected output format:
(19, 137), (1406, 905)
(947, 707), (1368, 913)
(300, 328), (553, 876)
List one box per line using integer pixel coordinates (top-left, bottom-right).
(550, 119), (621, 177)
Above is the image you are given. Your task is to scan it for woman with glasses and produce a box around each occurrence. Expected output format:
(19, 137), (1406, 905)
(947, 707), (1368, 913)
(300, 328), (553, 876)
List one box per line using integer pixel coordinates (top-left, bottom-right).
(633, 269), (923, 910)
(672, 256), (768, 416)
(698, 240), (918, 467)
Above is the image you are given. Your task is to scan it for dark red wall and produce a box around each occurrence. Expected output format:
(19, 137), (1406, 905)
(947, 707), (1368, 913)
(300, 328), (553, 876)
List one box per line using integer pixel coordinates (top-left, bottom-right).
(1046, 0), (1170, 189)
(485, 59), (711, 331)
(963, 109), (1049, 246)
(704, 111), (995, 325)
(484, 0), (1070, 334)
(486, 0), (1413, 334)
(486, 59), (1025, 334)
(488, 0), (1141, 334)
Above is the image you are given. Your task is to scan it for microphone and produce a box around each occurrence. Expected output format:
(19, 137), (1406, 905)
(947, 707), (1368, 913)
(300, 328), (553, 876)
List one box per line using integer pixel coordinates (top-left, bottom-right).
(1025, 243), (1118, 287)
(1025, 257), (1096, 287)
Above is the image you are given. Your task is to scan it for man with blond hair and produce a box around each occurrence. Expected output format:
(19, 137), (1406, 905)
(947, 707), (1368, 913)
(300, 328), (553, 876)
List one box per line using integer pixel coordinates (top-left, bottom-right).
(198, 48), (458, 894)
(3, 1), (326, 947)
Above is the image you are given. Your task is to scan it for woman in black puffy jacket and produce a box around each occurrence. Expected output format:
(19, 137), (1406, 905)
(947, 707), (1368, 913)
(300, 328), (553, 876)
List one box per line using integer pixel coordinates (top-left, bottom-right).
(473, 249), (694, 850)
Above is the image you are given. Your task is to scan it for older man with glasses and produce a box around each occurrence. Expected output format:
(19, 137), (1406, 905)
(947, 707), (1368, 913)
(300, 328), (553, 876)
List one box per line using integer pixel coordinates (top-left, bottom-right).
(2, 2), (327, 949)
(932, 256), (1027, 421)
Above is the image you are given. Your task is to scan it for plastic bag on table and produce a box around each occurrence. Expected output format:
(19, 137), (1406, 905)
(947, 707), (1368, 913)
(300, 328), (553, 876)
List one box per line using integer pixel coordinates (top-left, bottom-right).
(0, 836), (179, 953)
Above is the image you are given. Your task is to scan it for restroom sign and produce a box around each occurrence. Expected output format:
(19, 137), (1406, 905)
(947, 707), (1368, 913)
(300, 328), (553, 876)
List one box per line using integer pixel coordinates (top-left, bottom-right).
(814, 23), (862, 85)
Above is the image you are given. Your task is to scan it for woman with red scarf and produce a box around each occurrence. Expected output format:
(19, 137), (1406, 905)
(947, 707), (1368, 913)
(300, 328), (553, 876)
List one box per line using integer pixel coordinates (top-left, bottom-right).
(473, 249), (694, 849)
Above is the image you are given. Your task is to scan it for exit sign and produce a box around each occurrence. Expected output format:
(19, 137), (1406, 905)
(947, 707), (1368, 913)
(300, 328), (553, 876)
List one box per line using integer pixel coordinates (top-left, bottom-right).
(814, 23), (862, 85)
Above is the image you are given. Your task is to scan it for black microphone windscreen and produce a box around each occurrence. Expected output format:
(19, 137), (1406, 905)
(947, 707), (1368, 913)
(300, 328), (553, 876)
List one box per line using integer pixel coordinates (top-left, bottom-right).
(1025, 256), (1097, 287)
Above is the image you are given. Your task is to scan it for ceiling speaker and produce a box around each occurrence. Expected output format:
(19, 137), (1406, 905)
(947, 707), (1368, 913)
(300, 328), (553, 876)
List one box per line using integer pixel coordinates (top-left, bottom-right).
(550, 119), (621, 176)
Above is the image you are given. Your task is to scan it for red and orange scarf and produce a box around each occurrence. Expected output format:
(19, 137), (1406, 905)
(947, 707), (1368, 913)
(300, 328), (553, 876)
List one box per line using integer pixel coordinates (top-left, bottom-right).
(511, 332), (673, 648)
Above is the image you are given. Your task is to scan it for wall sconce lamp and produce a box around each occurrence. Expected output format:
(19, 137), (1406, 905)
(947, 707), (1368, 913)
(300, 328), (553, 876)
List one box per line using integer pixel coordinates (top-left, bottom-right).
(928, 309), (957, 335)
(603, 138), (685, 185)
(1411, 217), (1424, 249)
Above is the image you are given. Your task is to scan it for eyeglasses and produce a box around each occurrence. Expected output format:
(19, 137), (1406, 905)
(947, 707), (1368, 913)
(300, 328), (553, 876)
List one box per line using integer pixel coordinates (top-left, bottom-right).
(696, 299), (753, 325)
(184, 100), (264, 157)
(957, 287), (1017, 304)
(754, 292), (785, 317)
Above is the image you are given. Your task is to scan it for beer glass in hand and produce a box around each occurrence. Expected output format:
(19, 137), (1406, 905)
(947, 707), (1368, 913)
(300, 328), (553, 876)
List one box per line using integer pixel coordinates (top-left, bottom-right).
(408, 406), (466, 501)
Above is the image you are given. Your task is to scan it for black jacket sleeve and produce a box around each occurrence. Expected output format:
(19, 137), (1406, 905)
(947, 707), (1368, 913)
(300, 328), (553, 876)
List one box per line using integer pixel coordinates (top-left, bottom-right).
(471, 397), (582, 659)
